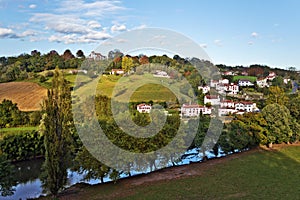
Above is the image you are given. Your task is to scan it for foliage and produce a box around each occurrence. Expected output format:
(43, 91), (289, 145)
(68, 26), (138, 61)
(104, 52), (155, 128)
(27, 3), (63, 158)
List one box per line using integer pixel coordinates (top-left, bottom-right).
(266, 86), (288, 105)
(0, 131), (44, 161)
(40, 68), (74, 196)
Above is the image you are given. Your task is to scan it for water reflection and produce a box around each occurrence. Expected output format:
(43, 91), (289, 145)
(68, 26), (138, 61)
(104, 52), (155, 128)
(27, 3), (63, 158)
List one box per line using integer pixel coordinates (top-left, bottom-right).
(0, 148), (225, 200)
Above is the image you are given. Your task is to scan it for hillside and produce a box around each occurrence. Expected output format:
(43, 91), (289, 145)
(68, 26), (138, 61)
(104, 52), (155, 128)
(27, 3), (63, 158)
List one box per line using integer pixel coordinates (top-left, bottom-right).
(0, 82), (47, 111)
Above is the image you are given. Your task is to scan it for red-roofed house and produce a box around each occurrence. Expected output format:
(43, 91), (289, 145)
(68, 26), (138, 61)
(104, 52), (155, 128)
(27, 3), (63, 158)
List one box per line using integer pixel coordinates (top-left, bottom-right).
(137, 104), (152, 113)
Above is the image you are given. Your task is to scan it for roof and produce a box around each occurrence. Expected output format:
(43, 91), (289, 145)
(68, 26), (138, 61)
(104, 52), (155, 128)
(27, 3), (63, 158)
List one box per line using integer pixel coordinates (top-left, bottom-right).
(182, 104), (205, 109)
(137, 103), (151, 108)
(205, 95), (219, 99)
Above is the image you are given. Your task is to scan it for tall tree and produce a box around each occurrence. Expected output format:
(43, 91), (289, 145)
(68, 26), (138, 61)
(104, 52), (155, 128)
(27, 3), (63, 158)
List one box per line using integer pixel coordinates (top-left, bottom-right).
(39, 68), (73, 197)
(266, 86), (288, 105)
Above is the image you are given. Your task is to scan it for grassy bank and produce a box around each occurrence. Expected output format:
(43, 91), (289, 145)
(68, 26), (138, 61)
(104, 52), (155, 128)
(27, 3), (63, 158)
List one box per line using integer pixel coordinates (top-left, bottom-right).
(40, 145), (300, 200)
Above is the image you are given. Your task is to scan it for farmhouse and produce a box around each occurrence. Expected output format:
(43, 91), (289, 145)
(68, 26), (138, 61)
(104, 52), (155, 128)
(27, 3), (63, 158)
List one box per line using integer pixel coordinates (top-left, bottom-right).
(88, 51), (106, 60)
(180, 104), (212, 117)
(111, 69), (125, 75)
(204, 95), (220, 105)
(153, 70), (170, 78)
(198, 85), (210, 94)
(137, 104), (152, 113)
(238, 79), (254, 87)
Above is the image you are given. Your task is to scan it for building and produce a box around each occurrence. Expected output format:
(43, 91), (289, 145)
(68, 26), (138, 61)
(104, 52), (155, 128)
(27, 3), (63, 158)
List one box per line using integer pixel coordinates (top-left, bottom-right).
(198, 85), (210, 94)
(153, 70), (170, 78)
(181, 104), (212, 117)
(88, 51), (106, 60)
(137, 104), (152, 113)
(111, 69), (125, 75)
(224, 83), (239, 94)
(238, 79), (254, 87)
(235, 101), (258, 112)
(256, 78), (269, 88)
(204, 95), (220, 105)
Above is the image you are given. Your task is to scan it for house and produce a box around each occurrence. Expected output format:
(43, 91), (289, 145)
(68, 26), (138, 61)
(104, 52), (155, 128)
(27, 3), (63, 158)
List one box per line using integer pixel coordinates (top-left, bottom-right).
(256, 78), (269, 88)
(284, 78), (291, 84)
(137, 104), (152, 113)
(198, 85), (210, 94)
(238, 79), (254, 87)
(153, 70), (170, 78)
(235, 101), (258, 112)
(222, 71), (234, 76)
(111, 69), (125, 75)
(88, 51), (106, 60)
(219, 79), (229, 84)
(210, 80), (219, 88)
(204, 95), (220, 105)
(181, 104), (212, 117)
(224, 83), (239, 94)
(220, 100), (235, 108)
(68, 69), (87, 74)
(266, 72), (276, 81)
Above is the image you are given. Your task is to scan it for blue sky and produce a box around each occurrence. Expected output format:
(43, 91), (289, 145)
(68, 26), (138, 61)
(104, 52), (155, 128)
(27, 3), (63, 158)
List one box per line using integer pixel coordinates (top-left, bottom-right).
(0, 0), (300, 69)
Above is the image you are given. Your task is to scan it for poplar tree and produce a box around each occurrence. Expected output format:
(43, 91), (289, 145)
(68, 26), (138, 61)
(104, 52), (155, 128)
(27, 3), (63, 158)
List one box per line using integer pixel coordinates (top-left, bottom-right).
(40, 68), (73, 197)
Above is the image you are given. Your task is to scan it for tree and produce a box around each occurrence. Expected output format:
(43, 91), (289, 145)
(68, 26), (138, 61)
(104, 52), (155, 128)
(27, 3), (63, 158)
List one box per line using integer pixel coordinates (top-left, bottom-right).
(271, 76), (284, 87)
(76, 50), (85, 58)
(121, 56), (134, 72)
(62, 49), (75, 61)
(39, 68), (74, 197)
(266, 86), (288, 105)
(0, 154), (17, 197)
(262, 103), (294, 147)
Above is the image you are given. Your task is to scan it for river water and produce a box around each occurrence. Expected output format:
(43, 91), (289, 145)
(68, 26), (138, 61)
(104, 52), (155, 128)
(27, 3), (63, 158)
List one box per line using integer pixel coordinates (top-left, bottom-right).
(0, 148), (224, 200)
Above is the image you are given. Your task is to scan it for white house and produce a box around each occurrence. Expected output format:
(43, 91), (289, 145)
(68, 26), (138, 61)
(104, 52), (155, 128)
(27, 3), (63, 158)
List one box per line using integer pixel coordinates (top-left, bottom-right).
(256, 78), (269, 88)
(266, 72), (276, 81)
(210, 80), (219, 88)
(204, 95), (220, 105)
(238, 79), (254, 87)
(137, 104), (152, 113)
(224, 83), (239, 94)
(89, 51), (106, 60)
(153, 70), (170, 78)
(181, 104), (212, 117)
(284, 78), (291, 84)
(111, 69), (125, 75)
(219, 79), (229, 84)
(235, 101), (258, 112)
(198, 85), (210, 94)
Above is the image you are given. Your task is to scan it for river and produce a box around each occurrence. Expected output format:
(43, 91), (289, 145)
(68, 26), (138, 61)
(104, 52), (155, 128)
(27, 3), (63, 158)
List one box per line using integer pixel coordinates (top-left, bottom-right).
(0, 148), (225, 200)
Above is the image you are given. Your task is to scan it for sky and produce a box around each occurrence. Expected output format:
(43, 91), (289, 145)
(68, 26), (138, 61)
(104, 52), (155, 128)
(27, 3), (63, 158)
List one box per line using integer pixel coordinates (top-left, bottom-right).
(0, 0), (300, 69)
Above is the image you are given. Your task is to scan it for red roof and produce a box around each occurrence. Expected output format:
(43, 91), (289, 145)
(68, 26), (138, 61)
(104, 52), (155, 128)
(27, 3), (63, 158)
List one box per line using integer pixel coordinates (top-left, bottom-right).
(205, 95), (219, 99)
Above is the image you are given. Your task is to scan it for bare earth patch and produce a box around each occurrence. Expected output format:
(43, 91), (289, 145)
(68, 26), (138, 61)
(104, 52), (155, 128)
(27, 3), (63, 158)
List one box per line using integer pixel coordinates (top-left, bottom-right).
(0, 82), (47, 111)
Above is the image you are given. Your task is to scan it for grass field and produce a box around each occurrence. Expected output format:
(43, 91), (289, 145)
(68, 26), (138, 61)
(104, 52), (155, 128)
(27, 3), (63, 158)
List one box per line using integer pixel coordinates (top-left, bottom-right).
(74, 73), (191, 103)
(233, 75), (257, 83)
(43, 145), (300, 200)
(0, 82), (47, 111)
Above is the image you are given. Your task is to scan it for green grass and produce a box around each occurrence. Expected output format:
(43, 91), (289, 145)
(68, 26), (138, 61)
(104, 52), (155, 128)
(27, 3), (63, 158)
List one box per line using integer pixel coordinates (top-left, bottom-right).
(45, 146), (300, 200)
(74, 73), (192, 103)
(233, 75), (257, 83)
(120, 147), (300, 200)
(0, 126), (38, 139)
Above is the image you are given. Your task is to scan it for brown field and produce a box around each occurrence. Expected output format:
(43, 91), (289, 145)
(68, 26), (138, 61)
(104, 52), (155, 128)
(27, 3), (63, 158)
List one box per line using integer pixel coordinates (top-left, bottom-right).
(0, 82), (47, 111)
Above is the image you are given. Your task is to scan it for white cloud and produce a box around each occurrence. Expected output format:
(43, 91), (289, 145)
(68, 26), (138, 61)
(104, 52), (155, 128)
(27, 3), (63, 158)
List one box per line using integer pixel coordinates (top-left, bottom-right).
(29, 4), (37, 9)
(251, 32), (258, 38)
(58, 0), (126, 17)
(214, 39), (222, 46)
(248, 41), (254, 45)
(88, 21), (101, 29)
(111, 24), (126, 33)
(0, 27), (14, 37)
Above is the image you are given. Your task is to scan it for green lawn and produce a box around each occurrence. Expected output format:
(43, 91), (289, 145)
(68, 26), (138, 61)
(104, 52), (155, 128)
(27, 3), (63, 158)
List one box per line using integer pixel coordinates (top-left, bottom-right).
(233, 75), (257, 83)
(44, 145), (300, 200)
(74, 73), (192, 103)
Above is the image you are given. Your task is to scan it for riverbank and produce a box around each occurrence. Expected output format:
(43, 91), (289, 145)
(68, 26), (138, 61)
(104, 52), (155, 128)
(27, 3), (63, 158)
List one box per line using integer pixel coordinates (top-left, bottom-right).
(38, 144), (300, 199)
